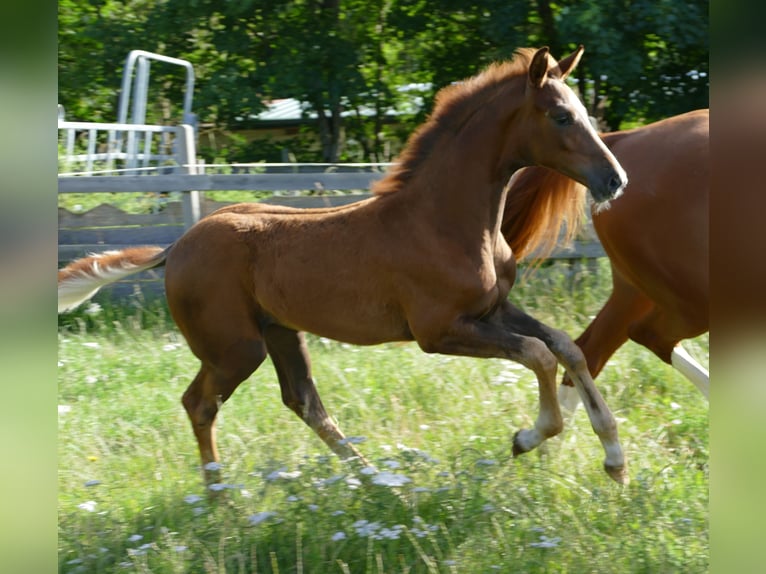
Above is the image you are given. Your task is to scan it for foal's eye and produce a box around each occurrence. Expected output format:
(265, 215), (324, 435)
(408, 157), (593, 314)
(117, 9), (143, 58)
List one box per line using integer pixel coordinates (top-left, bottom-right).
(553, 112), (573, 126)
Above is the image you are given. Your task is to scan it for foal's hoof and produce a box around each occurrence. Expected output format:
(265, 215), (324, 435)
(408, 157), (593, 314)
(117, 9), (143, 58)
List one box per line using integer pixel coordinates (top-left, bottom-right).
(511, 430), (529, 457)
(604, 463), (629, 485)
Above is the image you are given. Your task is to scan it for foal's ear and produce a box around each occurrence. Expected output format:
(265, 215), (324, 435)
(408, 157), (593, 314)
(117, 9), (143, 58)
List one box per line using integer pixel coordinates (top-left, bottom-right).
(528, 46), (551, 89)
(551, 45), (585, 80)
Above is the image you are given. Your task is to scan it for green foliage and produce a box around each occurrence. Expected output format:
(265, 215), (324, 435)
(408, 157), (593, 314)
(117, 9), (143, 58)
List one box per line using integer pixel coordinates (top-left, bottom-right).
(58, 262), (708, 572)
(58, 0), (708, 162)
(556, 0), (709, 128)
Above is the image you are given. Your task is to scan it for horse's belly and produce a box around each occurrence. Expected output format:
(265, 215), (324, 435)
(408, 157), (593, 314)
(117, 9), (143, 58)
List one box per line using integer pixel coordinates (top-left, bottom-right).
(253, 261), (414, 344)
(259, 293), (414, 345)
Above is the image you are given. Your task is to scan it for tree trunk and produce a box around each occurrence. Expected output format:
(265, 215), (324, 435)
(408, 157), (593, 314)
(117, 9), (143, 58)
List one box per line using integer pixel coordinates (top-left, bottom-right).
(534, 0), (560, 55)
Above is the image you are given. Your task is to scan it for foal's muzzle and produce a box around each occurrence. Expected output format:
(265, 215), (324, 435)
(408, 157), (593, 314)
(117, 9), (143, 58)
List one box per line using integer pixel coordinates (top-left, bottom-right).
(590, 166), (628, 205)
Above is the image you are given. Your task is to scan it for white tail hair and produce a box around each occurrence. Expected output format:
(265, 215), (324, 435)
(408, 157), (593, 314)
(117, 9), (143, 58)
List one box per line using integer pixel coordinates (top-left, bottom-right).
(58, 246), (167, 313)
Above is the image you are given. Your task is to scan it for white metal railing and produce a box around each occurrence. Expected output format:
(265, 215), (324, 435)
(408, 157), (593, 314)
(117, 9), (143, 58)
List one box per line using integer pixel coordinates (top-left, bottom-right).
(58, 121), (196, 176)
(118, 51), (196, 127)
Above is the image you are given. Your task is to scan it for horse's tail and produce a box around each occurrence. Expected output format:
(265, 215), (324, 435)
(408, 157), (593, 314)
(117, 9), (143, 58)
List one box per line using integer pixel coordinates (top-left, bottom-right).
(58, 245), (170, 313)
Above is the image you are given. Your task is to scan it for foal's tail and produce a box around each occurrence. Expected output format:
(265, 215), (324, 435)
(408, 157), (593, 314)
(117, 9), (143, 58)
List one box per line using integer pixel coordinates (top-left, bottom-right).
(58, 246), (170, 313)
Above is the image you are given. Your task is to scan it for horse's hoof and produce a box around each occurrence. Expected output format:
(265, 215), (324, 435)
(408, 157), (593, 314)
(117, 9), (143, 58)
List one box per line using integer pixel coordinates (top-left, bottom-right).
(511, 430), (527, 457)
(604, 463), (629, 485)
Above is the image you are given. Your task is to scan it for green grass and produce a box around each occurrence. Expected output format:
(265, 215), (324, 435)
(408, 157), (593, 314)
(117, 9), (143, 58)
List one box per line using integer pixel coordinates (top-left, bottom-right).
(58, 261), (708, 573)
(58, 192), (276, 215)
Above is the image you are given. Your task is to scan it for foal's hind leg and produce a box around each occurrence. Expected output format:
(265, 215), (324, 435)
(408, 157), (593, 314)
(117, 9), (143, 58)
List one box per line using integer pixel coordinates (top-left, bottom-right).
(498, 301), (627, 483)
(262, 323), (370, 465)
(181, 340), (268, 485)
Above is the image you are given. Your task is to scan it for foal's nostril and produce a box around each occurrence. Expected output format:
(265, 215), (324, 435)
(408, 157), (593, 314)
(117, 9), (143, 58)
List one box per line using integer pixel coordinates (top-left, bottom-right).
(608, 173), (626, 195)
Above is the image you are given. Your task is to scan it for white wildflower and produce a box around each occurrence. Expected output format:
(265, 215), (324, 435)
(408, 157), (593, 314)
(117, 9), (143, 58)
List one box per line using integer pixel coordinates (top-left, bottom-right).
(345, 476), (362, 489)
(266, 468), (301, 481)
(84, 303), (102, 316)
(318, 474), (344, 486)
(248, 511), (277, 526)
(378, 527), (402, 540)
(396, 443), (439, 463)
(183, 494), (203, 504)
(529, 535), (561, 548)
(78, 500), (97, 512)
(127, 547), (147, 556)
(372, 472), (411, 487)
(338, 436), (366, 445)
(353, 520), (381, 537)
(331, 531), (347, 542)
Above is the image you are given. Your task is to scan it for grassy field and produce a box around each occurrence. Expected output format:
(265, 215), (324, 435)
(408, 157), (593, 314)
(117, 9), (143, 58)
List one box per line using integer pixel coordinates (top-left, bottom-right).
(58, 261), (708, 573)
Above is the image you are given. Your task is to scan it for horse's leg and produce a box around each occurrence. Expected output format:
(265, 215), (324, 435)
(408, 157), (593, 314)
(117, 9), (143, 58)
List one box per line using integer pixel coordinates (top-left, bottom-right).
(560, 272), (652, 410)
(491, 301), (627, 483)
(181, 339), (268, 486)
(671, 345), (709, 398)
(262, 323), (370, 465)
(415, 302), (625, 482)
(628, 308), (709, 398)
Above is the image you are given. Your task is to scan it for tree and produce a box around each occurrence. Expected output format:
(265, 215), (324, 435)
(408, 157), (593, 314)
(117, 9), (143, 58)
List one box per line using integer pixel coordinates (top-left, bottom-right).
(58, 0), (709, 160)
(555, 0), (708, 129)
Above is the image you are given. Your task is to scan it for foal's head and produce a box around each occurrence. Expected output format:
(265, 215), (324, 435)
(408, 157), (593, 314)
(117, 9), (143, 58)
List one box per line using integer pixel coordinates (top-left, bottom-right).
(514, 46), (627, 203)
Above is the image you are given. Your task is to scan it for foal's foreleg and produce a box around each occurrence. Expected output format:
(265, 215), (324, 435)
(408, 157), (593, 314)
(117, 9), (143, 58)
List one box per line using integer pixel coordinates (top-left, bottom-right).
(497, 302), (627, 483)
(418, 314), (564, 459)
(263, 324), (370, 465)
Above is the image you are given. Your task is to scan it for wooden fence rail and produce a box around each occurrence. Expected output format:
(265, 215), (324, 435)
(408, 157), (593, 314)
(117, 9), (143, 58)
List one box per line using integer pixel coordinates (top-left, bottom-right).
(58, 171), (605, 301)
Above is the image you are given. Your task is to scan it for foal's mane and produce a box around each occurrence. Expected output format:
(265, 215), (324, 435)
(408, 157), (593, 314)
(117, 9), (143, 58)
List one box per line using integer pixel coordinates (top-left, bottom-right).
(372, 48), (537, 196)
(502, 167), (586, 263)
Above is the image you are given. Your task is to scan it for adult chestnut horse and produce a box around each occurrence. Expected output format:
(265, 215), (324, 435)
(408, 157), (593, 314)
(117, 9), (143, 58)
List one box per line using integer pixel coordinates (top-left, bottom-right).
(58, 46), (629, 484)
(503, 110), (709, 403)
